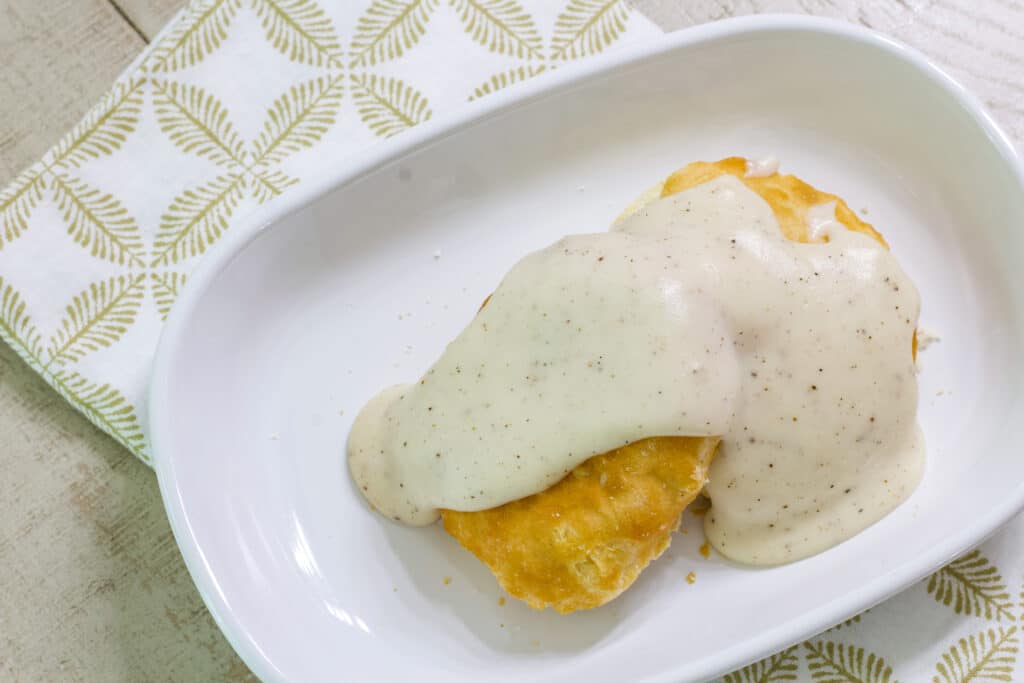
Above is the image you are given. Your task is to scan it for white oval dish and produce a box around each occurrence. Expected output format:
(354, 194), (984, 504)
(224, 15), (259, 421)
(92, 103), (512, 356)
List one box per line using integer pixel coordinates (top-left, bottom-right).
(150, 16), (1024, 683)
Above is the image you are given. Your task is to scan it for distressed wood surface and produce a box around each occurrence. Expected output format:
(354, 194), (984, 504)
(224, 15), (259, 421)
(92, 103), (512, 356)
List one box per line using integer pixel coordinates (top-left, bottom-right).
(112, 0), (182, 40)
(0, 0), (146, 181)
(0, 0), (1021, 680)
(0, 1), (248, 681)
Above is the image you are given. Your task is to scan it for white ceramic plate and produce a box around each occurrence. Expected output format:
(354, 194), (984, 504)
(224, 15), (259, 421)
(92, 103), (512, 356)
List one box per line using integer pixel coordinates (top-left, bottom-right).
(150, 16), (1024, 683)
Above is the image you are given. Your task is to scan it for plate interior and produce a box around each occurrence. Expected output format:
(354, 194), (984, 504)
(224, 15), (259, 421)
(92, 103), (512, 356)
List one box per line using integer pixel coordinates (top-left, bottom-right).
(155, 24), (1024, 683)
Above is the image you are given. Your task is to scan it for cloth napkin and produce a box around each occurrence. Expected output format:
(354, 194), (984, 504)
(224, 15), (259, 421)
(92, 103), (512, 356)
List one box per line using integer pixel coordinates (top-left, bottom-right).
(0, 0), (658, 462)
(1, 1), (1021, 680)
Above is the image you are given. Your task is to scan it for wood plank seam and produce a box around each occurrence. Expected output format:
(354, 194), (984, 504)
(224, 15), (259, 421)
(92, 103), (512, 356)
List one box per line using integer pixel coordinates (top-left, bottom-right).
(108, 1), (150, 43)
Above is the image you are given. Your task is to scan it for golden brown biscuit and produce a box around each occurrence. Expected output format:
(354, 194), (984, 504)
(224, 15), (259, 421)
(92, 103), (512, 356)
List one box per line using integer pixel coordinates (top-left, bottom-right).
(442, 158), (899, 613)
(442, 437), (718, 613)
(660, 158), (914, 358)
(659, 156), (884, 245)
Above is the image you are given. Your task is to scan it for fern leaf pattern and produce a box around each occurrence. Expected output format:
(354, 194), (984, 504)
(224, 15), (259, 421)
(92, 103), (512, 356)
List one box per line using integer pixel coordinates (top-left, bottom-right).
(468, 64), (547, 100)
(804, 641), (894, 683)
(550, 0), (629, 60)
(152, 175), (245, 266)
(0, 169), (44, 248)
(48, 275), (146, 366)
(928, 551), (1016, 621)
(144, 0), (241, 72)
(351, 74), (432, 138)
(251, 0), (343, 66)
(253, 76), (345, 166)
(151, 272), (188, 321)
(0, 0), (656, 474)
(0, 277), (44, 368)
(49, 79), (144, 169)
(152, 81), (246, 167)
(50, 175), (145, 267)
(450, 0), (543, 59)
(248, 168), (298, 204)
(51, 371), (148, 459)
(829, 613), (865, 632)
(724, 646), (799, 683)
(349, 0), (439, 67)
(933, 627), (1019, 683)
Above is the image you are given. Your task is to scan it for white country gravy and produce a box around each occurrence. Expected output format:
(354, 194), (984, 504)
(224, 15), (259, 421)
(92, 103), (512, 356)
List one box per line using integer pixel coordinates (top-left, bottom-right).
(348, 174), (924, 565)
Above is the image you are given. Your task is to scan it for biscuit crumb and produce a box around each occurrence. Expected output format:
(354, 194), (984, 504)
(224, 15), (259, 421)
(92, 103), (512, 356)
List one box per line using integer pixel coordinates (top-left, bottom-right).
(443, 576), (451, 585)
(915, 327), (941, 372)
(699, 541), (710, 559)
(498, 597), (506, 606)
(916, 327), (941, 351)
(685, 572), (697, 584)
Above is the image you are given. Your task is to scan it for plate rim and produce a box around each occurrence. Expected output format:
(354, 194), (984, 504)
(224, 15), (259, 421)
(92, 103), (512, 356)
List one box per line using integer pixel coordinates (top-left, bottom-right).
(149, 14), (1024, 683)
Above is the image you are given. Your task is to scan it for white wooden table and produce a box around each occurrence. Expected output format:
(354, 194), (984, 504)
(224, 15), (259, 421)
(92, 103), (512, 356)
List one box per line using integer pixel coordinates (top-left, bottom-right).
(0, 1), (1020, 679)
